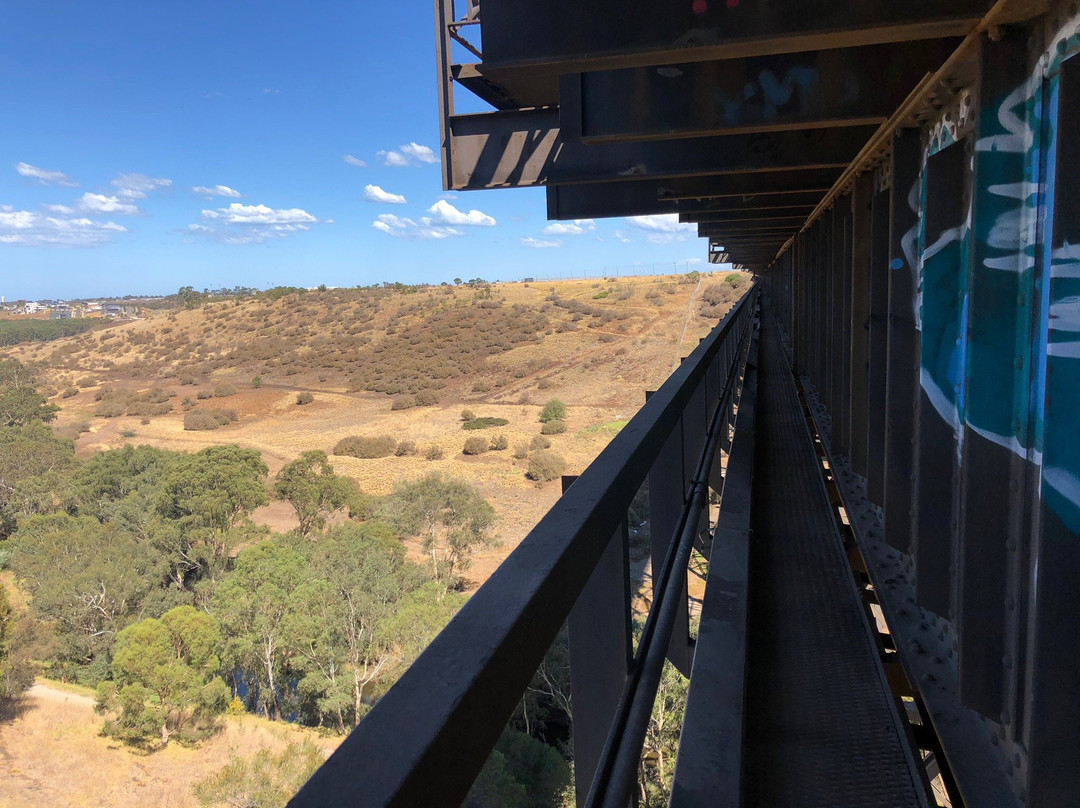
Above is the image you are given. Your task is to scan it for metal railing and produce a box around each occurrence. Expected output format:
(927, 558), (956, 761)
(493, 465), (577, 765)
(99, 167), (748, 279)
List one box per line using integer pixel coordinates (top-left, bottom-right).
(289, 285), (759, 808)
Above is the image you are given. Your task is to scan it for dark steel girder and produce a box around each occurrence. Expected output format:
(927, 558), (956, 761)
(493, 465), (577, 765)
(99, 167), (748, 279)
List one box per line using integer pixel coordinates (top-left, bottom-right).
(558, 39), (960, 142)
(683, 212), (812, 225)
(446, 109), (871, 190)
(677, 192), (827, 215)
(480, 0), (987, 76)
(546, 169), (844, 219)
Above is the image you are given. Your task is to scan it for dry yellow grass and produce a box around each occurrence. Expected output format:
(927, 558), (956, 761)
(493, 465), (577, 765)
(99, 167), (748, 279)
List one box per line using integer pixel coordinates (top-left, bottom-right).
(7, 273), (740, 582)
(0, 683), (339, 808)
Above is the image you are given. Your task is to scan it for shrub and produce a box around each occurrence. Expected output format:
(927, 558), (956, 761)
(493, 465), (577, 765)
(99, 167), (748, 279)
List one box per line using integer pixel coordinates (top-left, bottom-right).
(77, 376), (95, 388)
(251, 375), (262, 388)
(140, 417), (150, 425)
(395, 439), (418, 456)
(425, 444), (445, 461)
(513, 442), (530, 459)
(463, 417), (509, 430)
(196, 390), (212, 400)
(539, 399), (566, 423)
(463, 436), (490, 455)
(490, 433), (509, 451)
(390, 396), (415, 410)
(213, 383), (237, 397)
(296, 391), (314, 405)
(184, 411), (221, 431)
(62, 386), (78, 398)
(537, 378), (553, 390)
(334, 435), (397, 459)
(541, 419), (567, 435)
(530, 435), (551, 451)
(527, 450), (566, 482)
(414, 390), (440, 406)
(460, 408), (475, 422)
(120, 428), (137, 438)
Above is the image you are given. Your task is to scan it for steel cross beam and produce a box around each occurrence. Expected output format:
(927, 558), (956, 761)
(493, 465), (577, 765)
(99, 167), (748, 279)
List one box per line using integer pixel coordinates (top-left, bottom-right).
(557, 40), (960, 142)
(546, 170), (844, 219)
(445, 109), (872, 190)
(479, 0), (987, 75)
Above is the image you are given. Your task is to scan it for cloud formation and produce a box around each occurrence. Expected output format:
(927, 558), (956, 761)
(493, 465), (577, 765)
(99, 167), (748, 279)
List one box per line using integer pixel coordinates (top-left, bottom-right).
(427, 199), (495, 227)
(0, 205), (126, 246)
(42, 203), (74, 214)
(192, 184), (242, 198)
(625, 213), (695, 244)
(541, 219), (595, 236)
(15, 162), (78, 187)
(363, 184), (407, 205)
(371, 213), (462, 240)
(78, 193), (140, 216)
(343, 154), (366, 167)
(378, 142), (438, 167)
(521, 237), (561, 248)
(191, 202), (320, 244)
(112, 173), (171, 200)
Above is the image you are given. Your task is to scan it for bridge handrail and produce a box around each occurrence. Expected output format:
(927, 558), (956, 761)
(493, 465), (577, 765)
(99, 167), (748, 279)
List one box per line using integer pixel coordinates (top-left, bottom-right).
(290, 283), (760, 808)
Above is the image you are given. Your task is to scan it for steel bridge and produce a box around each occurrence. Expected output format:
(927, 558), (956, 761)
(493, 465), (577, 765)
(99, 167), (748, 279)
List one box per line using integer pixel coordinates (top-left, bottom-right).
(291, 2), (1080, 806)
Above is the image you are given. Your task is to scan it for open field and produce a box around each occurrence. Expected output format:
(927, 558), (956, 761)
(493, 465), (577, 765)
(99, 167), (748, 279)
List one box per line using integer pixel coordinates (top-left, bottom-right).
(0, 682), (340, 808)
(7, 273), (745, 583)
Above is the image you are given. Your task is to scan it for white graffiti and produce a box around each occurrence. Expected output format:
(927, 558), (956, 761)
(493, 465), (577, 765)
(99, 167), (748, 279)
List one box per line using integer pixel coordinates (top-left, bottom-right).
(1050, 242), (1080, 279)
(1048, 296), (1080, 332)
(1044, 465), (1080, 510)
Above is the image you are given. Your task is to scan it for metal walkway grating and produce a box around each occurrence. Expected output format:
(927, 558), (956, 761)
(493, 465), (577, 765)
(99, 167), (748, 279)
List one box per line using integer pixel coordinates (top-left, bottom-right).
(741, 305), (926, 807)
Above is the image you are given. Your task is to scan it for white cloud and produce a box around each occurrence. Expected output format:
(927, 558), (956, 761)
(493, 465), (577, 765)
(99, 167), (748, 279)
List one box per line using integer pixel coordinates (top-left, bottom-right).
(77, 193), (140, 216)
(427, 199), (495, 227)
(378, 142), (438, 167)
(15, 162), (78, 187)
(0, 207), (127, 246)
(111, 173), (171, 200)
(343, 154), (367, 167)
(521, 237), (562, 249)
(363, 184), (407, 204)
(613, 230), (633, 243)
(191, 202), (320, 245)
(400, 142), (438, 164)
(192, 184), (242, 198)
(42, 203), (74, 214)
(371, 213), (463, 240)
(542, 219), (595, 236)
(202, 203), (316, 225)
(625, 213), (695, 244)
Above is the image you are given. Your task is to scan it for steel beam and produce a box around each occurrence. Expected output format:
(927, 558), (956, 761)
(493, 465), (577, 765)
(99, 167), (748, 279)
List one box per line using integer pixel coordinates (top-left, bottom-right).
(683, 211), (812, 224)
(866, 182), (891, 505)
(559, 40), (960, 142)
(480, 0), (985, 75)
(547, 170), (843, 219)
(883, 128), (922, 555)
(849, 172), (873, 478)
(447, 109), (871, 189)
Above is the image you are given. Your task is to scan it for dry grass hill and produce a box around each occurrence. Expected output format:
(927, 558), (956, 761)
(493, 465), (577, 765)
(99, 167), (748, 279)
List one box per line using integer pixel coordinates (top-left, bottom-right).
(8, 273), (747, 584)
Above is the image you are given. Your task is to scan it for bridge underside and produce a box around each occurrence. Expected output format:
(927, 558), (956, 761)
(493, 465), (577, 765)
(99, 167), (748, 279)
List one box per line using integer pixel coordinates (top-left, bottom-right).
(290, 2), (1080, 806)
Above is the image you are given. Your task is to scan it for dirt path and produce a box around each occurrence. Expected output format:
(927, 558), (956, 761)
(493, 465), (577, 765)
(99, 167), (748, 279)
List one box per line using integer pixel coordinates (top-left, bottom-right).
(25, 683), (96, 708)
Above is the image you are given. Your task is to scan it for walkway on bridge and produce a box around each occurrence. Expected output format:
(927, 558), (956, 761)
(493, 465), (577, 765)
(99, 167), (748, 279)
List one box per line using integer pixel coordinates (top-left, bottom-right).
(679, 303), (929, 807)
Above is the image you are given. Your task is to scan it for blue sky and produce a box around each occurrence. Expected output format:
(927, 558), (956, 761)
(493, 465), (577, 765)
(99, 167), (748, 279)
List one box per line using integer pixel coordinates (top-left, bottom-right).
(0, 1), (707, 301)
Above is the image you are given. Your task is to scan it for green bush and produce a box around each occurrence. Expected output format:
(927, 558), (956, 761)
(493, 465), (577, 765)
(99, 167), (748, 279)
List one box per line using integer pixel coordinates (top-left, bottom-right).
(333, 435), (397, 459)
(462, 417), (509, 430)
(251, 375), (262, 389)
(540, 419), (567, 435)
(296, 392), (314, 405)
(62, 387), (79, 398)
(463, 436), (490, 456)
(184, 411), (221, 431)
(527, 450), (566, 482)
(538, 399), (566, 423)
